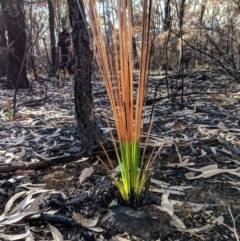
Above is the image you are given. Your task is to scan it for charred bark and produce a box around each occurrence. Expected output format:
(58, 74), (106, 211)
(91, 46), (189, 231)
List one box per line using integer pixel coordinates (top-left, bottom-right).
(48, 0), (57, 75)
(0, 11), (8, 77)
(58, 29), (73, 74)
(199, 0), (208, 24)
(0, 0), (28, 88)
(133, 36), (139, 69)
(164, 0), (171, 31)
(67, 0), (105, 149)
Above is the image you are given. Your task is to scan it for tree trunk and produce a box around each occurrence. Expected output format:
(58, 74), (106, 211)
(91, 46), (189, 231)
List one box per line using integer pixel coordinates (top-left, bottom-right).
(0, 0), (29, 88)
(0, 10), (8, 77)
(133, 36), (139, 69)
(48, 0), (57, 76)
(67, 0), (105, 149)
(199, 0), (208, 24)
(58, 29), (73, 74)
(164, 0), (171, 31)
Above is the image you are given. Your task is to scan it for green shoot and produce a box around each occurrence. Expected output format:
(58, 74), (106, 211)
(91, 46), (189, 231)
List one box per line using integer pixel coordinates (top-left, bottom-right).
(5, 97), (13, 121)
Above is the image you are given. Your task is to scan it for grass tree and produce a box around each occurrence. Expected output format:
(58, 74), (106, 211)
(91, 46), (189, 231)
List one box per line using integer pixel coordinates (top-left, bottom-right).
(83, 0), (154, 208)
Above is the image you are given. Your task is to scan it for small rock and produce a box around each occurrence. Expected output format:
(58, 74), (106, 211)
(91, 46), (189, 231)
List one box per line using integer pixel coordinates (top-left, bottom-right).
(100, 206), (153, 240)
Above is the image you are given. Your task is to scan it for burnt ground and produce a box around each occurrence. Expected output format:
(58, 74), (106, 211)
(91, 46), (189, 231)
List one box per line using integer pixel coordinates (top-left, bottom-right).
(0, 69), (240, 241)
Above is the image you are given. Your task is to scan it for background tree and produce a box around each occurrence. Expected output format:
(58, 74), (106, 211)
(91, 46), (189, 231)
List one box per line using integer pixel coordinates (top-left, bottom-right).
(164, 0), (171, 31)
(58, 28), (72, 73)
(0, 0), (28, 88)
(67, 0), (105, 149)
(0, 11), (7, 77)
(48, 0), (57, 76)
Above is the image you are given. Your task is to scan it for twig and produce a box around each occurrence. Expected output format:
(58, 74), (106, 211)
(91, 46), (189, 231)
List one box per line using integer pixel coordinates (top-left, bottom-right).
(219, 206), (240, 241)
(0, 143), (108, 173)
(173, 139), (182, 162)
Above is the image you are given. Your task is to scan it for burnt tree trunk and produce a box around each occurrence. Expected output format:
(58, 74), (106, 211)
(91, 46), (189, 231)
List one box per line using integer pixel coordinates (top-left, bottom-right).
(0, 10), (8, 77)
(199, 0), (207, 24)
(67, 0), (105, 149)
(164, 0), (171, 31)
(133, 36), (139, 69)
(58, 29), (72, 74)
(48, 0), (57, 75)
(0, 0), (28, 88)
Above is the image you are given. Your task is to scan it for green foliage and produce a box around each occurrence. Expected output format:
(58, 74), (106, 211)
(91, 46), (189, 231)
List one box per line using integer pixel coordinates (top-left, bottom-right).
(5, 97), (13, 121)
(154, 68), (162, 75)
(60, 14), (68, 30)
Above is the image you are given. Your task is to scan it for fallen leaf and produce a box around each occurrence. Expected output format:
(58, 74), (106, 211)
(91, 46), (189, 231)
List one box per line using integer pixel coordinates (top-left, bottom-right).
(109, 199), (118, 207)
(75, 157), (89, 163)
(79, 166), (94, 183)
(72, 211), (98, 227)
(218, 121), (227, 129)
(161, 192), (174, 216)
(213, 215), (224, 225)
(12, 136), (25, 146)
(183, 219), (223, 234)
(115, 236), (131, 241)
(171, 121), (185, 131)
(150, 178), (169, 187)
(0, 212), (36, 225)
(4, 191), (29, 216)
(100, 127), (114, 133)
(184, 172), (196, 179)
(9, 190), (34, 215)
(51, 128), (62, 137)
(48, 223), (64, 241)
(0, 228), (31, 240)
(210, 147), (217, 155)
(185, 164), (240, 179)
(199, 149), (207, 157)
(92, 160), (99, 166)
(189, 224), (213, 233)
(150, 187), (185, 196)
(27, 193), (45, 213)
(167, 158), (189, 167)
(170, 199), (219, 212)
(170, 214), (186, 230)
(15, 148), (26, 158)
(25, 228), (34, 241)
(88, 227), (105, 232)
(154, 192), (174, 216)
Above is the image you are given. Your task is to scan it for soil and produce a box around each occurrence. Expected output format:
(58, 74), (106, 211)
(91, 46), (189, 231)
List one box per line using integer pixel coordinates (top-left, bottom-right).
(0, 69), (240, 241)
